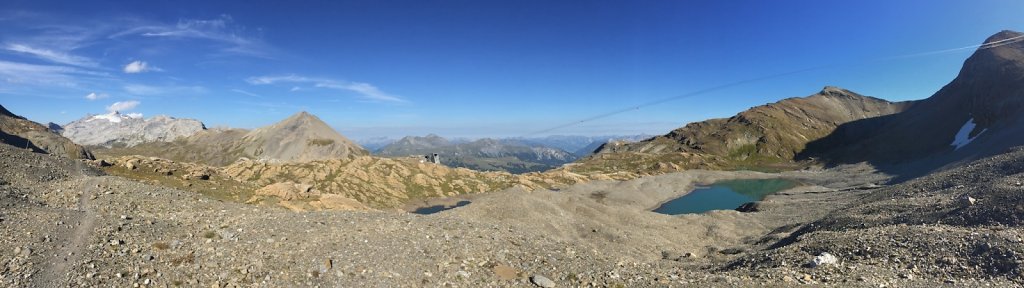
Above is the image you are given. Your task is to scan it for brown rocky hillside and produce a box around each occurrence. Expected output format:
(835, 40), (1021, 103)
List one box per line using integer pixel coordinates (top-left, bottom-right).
(568, 87), (912, 175)
(805, 30), (1024, 171)
(0, 104), (93, 160)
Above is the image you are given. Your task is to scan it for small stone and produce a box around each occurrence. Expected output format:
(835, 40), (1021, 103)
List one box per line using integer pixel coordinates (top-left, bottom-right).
(110, 239), (121, 246)
(530, 274), (556, 288)
(661, 251), (681, 261)
(802, 274), (812, 282)
(456, 270), (470, 279)
(322, 259), (333, 271)
(809, 252), (838, 268)
(959, 194), (976, 206)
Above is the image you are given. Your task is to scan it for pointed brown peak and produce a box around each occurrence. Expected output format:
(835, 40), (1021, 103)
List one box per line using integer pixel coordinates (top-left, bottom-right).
(818, 86), (858, 97)
(285, 111), (318, 121)
(272, 111), (331, 128)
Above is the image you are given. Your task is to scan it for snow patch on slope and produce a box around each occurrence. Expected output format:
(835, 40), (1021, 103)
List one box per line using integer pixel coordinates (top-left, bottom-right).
(951, 118), (986, 150)
(90, 112), (140, 123)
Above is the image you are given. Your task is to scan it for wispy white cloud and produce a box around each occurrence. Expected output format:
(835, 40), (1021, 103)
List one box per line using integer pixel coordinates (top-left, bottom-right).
(112, 14), (273, 58)
(124, 84), (207, 96)
(246, 75), (407, 103)
(106, 100), (140, 112)
(3, 43), (98, 67)
(230, 88), (263, 98)
(290, 86), (301, 92)
(316, 82), (404, 103)
(85, 92), (109, 100)
(0, 60), (106, 87)
(123, 60), (161, 73)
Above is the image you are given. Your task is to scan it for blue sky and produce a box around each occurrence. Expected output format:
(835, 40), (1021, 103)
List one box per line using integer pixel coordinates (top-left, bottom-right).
(1, 1), (1023, 140)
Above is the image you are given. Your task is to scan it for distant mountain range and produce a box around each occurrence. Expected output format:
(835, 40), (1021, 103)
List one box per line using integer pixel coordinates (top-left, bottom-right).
(359, 134), (650, 156)
(34, 30), (1024, 183)
(377, 134), (579, 173)
(97, 112), (368, 166)
(355, 136), (398, 151)
(64, 107), (647, 174)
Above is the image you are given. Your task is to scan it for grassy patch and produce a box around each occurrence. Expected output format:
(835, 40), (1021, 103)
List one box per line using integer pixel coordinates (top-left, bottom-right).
(307, 138), (335, 146)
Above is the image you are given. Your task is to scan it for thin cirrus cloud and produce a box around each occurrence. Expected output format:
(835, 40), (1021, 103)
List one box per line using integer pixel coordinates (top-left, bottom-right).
(0, 60), (108, 87)
(85, 92), (109, 100)
(123, 60), (161, 73)
(123, 84), (207, 96)
(3, 43), (98, 68)
(230, 88), (263, 98)
(246, 75), (407, 103)
(106, 100), (140, 112)
(111, 15), (273, 58)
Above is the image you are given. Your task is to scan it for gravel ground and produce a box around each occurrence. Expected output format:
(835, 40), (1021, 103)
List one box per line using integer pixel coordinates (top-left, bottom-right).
(2, 143), (1023, 287)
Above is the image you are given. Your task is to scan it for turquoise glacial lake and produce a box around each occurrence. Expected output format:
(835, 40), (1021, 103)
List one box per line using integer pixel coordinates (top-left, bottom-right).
(652, 178), (798, 215)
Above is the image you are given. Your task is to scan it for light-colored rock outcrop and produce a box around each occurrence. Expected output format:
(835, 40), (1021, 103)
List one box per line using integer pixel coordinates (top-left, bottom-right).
(62, 112), (205, 147)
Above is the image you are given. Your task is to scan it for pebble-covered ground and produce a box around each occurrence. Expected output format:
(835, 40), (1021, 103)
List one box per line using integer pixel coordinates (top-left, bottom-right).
(2, 143), (1023, 287)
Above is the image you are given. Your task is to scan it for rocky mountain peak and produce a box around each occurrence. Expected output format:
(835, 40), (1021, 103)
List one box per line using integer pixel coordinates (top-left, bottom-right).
(242, 111), (368, 163)
(62, 113), (206, 147)
(939, 30), (1024, 127)
(278, 111), (322, 126)
(984, 30), (1024, 44)
(818, 86), (855, 97)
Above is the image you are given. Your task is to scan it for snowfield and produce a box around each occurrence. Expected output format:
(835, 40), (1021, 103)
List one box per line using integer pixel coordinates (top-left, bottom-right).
(951, 117), (986, 150)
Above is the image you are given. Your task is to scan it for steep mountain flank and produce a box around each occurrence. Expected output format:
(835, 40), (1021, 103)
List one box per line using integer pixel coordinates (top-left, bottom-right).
(568, 87), (911, 175)
(61, 112), (206, 147)
(378, 135), (578, 173)
(804, 30), (1024, 173)
(96, 111), (368, 166)
(0, 104), (93, 159)
(95, 128), (251, 166)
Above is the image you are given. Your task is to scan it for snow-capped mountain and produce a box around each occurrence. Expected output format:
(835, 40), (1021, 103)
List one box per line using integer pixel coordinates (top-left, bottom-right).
(61, 111), (206, 147)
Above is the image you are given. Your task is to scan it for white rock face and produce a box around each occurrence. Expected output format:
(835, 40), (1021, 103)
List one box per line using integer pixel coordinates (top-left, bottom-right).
(62, 112), (206, 147)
